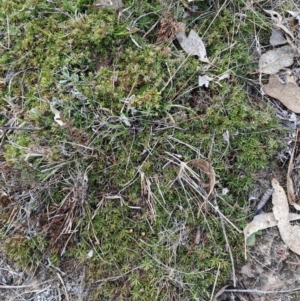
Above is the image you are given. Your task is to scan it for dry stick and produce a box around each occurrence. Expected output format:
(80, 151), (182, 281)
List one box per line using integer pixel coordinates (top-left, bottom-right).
(0, 280), (51, 289)
(286, 260), (300, 265)
(210, 263), (221, 301)
(287, 129), (298, 206)
(0, 127), (43, 131)
(0, 285), (34, 289)
(224, 287), (300, 294)
(56, 273), (70, 301)
(219, 210), (236, 287)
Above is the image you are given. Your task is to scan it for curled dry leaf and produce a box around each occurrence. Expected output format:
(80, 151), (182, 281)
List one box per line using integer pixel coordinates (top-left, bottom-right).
(262, 74), (300, 113)
(272, 178), (300, 256)
(187, 158), (215, 198)
(50, 105), (65, 126)
(156, 13), (181, 44)
(198, 75), (213, 88)
(187, 158), (216, 219)
(176, 23), (209, 63)
(259, 45), (296, 74)
(264, 9), (283, 24)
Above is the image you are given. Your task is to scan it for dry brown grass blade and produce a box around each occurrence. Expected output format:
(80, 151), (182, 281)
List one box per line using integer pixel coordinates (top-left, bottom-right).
(187, 158), (216, 218)
(187, 158), (216, 198)
(287, 129), (300, 210)
(213, 284), (230, 301)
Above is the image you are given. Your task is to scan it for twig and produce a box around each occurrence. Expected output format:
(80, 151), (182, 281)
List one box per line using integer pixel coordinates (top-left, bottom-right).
(224, 287), (300, 294)
(219, 209), (236, 287)
(57, 273), (70, 301)
(6, 15), (10, 48)
(206, 198), (242, 233)
(210, 263), (220, 301)
(255, 188), (274, 214)
(0, 126), (43, 131)
(286, 260), (300, 266)
(0, 280), (51, 289)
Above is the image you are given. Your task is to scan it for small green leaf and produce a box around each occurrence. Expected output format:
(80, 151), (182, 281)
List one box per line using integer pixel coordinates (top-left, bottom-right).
(246, 230), (263, 246)
(62, 0), (76, 13)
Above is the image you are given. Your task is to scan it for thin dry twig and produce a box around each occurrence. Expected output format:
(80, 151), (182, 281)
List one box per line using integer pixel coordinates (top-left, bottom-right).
(219, 208), (236, 287)
(0, 280), (51, 289)
(57, 273), (70, 301)
(210, 263), (221, 301)
(224, 287), (300, 294)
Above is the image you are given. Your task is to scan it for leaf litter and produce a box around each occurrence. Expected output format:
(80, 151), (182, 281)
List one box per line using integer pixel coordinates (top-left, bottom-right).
(272, 178), (300, 256)
(175, 22), (209, 63)
(259, 45), (296, 74)
(262, 74), (300, 113)
(244, 178), (300, 257)
(258, 9), (300, 114)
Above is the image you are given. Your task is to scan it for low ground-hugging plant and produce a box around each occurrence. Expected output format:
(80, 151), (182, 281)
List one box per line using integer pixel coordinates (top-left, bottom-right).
(0, 0), (284, 300)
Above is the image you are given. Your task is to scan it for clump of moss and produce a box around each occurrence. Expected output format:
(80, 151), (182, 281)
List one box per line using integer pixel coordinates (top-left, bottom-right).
(0, 0), (283, 300)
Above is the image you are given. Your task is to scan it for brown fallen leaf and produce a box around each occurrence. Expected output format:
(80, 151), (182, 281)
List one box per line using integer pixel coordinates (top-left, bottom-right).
(187, 158), (216, 218)
(156, 13), (182, 44)
(244, 212), (300, 241)
(272, 178), (300, 256)
(262, 74), (300, 113)
(187, 158), (215, 198)
(259, 45), (296, 74)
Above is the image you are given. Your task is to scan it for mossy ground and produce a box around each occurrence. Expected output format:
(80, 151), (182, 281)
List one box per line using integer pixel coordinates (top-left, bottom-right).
(0, 0), (284, 300)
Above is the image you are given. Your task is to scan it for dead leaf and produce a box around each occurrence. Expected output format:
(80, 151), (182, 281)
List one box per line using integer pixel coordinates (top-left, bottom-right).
(156, 13), (181, 44)
(259, 45), (296, 74)
(217, 71), (231, 81)
(176, 23), (209, 63)
(264, 9), (283, 24)
(187, 158), (216, 218)
(262, 74), (300, 113)
(244, 212), (300, 241)
(270, 29), (287, 46)
(199, 75), (213, 88)
(95, 0), (123, 9)
(277, 23), (294, 42)
(272, 178), (300, 255)
(50, 104), (65, 126)
(187, 158), (215, 198)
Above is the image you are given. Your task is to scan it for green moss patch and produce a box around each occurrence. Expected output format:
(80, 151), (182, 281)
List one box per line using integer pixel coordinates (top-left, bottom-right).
(0, 0), (283, 300)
